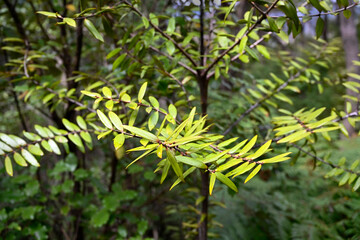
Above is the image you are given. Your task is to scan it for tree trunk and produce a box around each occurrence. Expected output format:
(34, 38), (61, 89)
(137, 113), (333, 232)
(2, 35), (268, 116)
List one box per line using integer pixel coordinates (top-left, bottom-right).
(339, 12), (359, 136)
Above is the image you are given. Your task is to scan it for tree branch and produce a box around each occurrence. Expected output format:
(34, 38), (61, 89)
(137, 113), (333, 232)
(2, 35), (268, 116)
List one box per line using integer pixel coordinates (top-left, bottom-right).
(223, 70), (301, 135)
(273, 2), (359, 19)
(122, 0), (199, 68)
(149, 46), (197, 75)
(203, 0), (280, 77)
(291, 144), (360, 176)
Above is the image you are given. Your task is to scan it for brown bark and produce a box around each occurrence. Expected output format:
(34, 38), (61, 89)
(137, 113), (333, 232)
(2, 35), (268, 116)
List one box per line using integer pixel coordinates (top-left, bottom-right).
(339, 12), (360, 136)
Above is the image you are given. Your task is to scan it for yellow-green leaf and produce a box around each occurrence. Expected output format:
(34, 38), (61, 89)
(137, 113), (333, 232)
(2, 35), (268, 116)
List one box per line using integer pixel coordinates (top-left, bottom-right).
(209, 173), (216, 195)
(84, 18), (104, 42)
(148, 111), (159, 131)
(21, 149), (40, 167)
(63, 18), (76, 27)
(108, 111), (123, 131)
(215, 172), (238, 192)
(244, 164), (261, 183)
(113, 134), (125, 150)
(138, 82), (147, 103)
(176, 156), (207, 169)
(123, 125), (157, 141)
(166, 149), (184, 181)
(238, 135), (257, 156)
(97, 110), (113, 129)
(13, 152), (28, 166)
(5, 156), (13, 176)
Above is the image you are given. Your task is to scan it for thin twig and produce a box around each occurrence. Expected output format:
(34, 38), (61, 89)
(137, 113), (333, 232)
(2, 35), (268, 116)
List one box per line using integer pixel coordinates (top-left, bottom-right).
(32, 80), (96, 113)
(149, 46), (197, 75)
(291, 144), (360, 176)
(123, 49), (191, 104)
(273, 2), (359, 19)
(207, 32), (272, 79)
(122, 0), (199, 68)
(203, 0), (280, 77)
(223, 71), (301, 135)
(223, 42), (329, 135)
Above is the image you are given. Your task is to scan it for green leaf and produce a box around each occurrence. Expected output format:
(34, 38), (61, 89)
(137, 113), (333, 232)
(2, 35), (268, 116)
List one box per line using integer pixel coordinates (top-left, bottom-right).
(106, 48), (121, 59)
(80, 132), (92, 143)
(166, 41), (175, 55)
(149, 13), (159, 26)
(277, 130), (310, 143)
(21, 149), (40, 167)
(256, 45), (270, 59)
(113, 134), (125, 150)
(128, 109), (138, 126)
(149, 96), (159, 109)
(231, 162), (255, 178)
(343, 9), (351, 19)
(102, 87), (112, 98)
(224, 0), (236, 22)
(62, 118), (75, 131)
(166, 18), (175, 33)
(0, 141), (12, 152)
(168, 104), (177, 119)
(48, 139), (61, 155)
(161, 160), (171, 184)
(108, 111), (123, 131)
(76, 116), (87, 130)
(68, 134), (85, 150)
(91, 209), (109, 227)
(81, 91), (101, 98)
(170, 167), (196, 190)
(97, 110), (113, 129)
(138, 82), (147, 103)
(238, 36), (248, 55)
(63, 18), (76, 27)
(126, 148), (155, 169)
(112, 53), (126, 70)
(244, 164), (261, 183)
(166, 149), (184, 181)
(209, 173), (216, 195)
(238, 135), (257, 156)
(247, 140), (272, 160)
(267, 17), (279, 32)
(141, 16), (149, 29)
(37, 11), (57, 18)
(339, 172), (350, 186)
(315, 17), (324, 39)
(353, 177), (360, 191)
(13, 152), (28, 167)
(0, 134), (18, 147)
(259, 152), (291, 163)
(176, 156), (207, 169)
(148, 111), (159, 131)
(350, 160), (360, 170)
(123, 125), (157, 141)
(5, 156), (13, 176)
(215, 172), (238, 192)
(41, 140), (52, 152)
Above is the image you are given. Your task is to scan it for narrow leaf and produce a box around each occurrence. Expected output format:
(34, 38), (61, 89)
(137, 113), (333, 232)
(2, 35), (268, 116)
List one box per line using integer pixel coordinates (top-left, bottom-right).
(215, 172), (238, 192)
(209, 173), (216, 195)
(84, 19), (104, 42)
(97, 110), (113, 129)
(138, 82), (147, 103)
(244, 164), (261, 183)
(167, 149), (184, 181)
(21, 149), (40, 167)
(5, 156), (13, 176)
